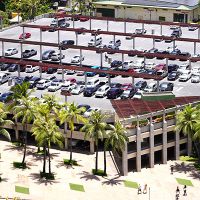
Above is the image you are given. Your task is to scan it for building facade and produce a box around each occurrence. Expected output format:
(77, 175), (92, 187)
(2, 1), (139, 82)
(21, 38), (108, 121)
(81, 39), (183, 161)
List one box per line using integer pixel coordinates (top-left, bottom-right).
(93, 0), (200, 23)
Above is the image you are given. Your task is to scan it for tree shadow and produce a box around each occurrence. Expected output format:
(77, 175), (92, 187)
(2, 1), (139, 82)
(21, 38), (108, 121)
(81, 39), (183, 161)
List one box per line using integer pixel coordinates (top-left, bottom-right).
(102, 176), (123, 186)
(0, 173), (9, 182)
(28, 172), (59, 185)
(3, 144), (23, 152)
(78, 171), (101, 181)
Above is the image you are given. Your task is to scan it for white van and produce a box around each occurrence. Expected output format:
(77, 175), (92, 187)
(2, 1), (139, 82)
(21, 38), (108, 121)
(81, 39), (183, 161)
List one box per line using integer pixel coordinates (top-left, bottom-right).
(25, 65), (39, 73)
(86, 78), (100, 88)
(88, 37), (102, 47)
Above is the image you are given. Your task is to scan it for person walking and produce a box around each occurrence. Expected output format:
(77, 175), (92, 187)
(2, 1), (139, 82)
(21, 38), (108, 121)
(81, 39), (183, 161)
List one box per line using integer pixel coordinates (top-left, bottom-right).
(183, 185), (187, 196)
(138, 184), (142, 194)
(176, 186), (180, 195)
(105, 53), (108, 62)
(143, 184), (147, 194)
(170, 165), (174, 174)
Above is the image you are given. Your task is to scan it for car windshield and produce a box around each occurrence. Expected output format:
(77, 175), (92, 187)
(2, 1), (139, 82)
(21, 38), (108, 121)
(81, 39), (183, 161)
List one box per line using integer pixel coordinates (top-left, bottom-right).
(74, 56), (79, 58)
(98, 88), (104, 92)
(7, 48), (13, 51)
(171, 72), (176, 76)
(51, 82), (58, 86)
(192, 75), (199, 78)
(109, 41), (114, 44)
(161, 84), (167, 88)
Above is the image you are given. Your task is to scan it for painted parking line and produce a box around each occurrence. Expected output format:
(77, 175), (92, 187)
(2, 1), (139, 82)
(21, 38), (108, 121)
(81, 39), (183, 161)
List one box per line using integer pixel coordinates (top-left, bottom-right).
(175, 87), (183, 92)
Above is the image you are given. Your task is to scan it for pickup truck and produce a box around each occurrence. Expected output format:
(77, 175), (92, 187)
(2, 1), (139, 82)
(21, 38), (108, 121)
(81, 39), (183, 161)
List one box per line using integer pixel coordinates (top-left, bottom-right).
(0, 72), (10, 84)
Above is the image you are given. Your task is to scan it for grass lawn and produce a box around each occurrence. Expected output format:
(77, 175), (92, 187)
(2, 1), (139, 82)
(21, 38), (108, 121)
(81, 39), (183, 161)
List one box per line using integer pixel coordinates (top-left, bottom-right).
(15, 186), (30, 194)
(179, 156), (198, 162)
(63, 159), (78, 166)
(69, 183), (85, 192)
(124, 180), (139, 189)
(92, 169), (107, 176)
(176, 178), (193, 187)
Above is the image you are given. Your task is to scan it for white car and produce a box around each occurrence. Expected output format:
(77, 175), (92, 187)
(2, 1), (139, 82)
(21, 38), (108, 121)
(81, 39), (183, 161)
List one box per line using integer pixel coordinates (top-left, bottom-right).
(71, 55), (84, 63)
(179, 70), (192, 82)
(51, 52), (65, 61)
(48, 81), (62, 92)
(143, 82), (157, 92)
(0, 73), (10, 84)
(145, 62), (156, 70)
(5, 48), (18, 56)
(191, 74), (200, 83)
(61, 81), (76, 92)
(66, 69), (76, 75)
(57, 68), (66, 74)
(84, 107), (100, 117)
(133, 90), (143, 99)
(122, 61), (134, 69)
(95, 85), (110, 98)
(133, 59), (145, 69)
(71, 85), (85, 95)
(76, 71), (85, 76)
(36, 79), (51, 89)
(191, 66), (200, 75)
(25, 65), (39, 73)
(177, 63), (189, 73)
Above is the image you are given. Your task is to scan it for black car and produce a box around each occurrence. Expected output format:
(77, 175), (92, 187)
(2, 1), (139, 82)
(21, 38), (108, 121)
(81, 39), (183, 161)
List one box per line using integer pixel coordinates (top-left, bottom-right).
(76, 27), (86, 35)
(29, 76), (41, 88)
(60, 23), (70, 28)
(22, 49), (37, 58)
(48, 24), (57, 32)
(46, 68), (57, 74)
(111, 60), (122, 68)
(110, 82), (122, 88)
(145, 69), (156, 75)
(76, 80), (85, 86)
(134, 80), (147, 90)
(83, 87), (98, 97)
(148, 48), (158, 53)
(168, 64), (179, 73)
(42, 50), (55, 60)
(59, 40), (75, 50)
(107, 88), (123, 99)
(159, 82), (174, 91)
(13, 77), (24, 85)
(0, 92), (13, 102)
(99, 67), (109, 77)
(8, 64), (19, 72)
(120, 88), (136, 99)
(167, 71), (180, 81)
(1, 63), (11, 71)
(179, 52), (191, 57)
(170, 49), (181, 55)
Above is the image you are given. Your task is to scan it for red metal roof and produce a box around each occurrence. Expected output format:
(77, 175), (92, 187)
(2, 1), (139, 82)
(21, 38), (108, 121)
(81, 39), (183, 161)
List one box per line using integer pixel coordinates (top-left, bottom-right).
(111, 96), (200, 118)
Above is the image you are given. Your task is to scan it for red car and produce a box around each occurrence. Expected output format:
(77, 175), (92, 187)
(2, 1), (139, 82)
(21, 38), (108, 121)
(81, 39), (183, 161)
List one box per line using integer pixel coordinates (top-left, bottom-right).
(66, 78), (76, 84)
(19, 32), (31, 39)
(79, 17), (89, 22)
(121, 83), (132, 91)
(155, 63), (166, 71)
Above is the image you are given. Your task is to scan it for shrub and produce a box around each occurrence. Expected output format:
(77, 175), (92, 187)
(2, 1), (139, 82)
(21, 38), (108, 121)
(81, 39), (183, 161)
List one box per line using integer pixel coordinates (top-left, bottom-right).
(40, 172), (55, 180)
(0, 176), (1, 182)
(13, 161), (26, 169)
(92, 169), (107, 176)
(63, 159), (78, 166)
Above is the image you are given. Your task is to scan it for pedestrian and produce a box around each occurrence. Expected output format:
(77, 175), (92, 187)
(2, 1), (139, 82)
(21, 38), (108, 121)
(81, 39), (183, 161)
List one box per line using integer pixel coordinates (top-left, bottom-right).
(105, 53), (108, 62)
(176, 193), (179, 200)
(143, 184), (147, 194)
(183, 185), (187, 196)
(138, 184), (142, 194)
(176, 186), (180, 195)
(170, 165), (174, 174)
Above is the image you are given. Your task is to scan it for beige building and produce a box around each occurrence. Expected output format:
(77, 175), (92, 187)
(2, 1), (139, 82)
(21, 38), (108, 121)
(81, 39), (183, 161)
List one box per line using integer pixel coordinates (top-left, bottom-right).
(93, 0), (200, 23)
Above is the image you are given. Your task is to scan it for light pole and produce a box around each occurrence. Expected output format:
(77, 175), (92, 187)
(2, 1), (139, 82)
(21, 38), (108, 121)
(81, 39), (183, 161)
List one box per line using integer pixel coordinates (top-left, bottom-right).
(149, 187), (150, 200)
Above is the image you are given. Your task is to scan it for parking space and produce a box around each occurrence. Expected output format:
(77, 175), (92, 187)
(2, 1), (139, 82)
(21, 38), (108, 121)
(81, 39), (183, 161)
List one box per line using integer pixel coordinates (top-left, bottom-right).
(0, 17), (200, 110)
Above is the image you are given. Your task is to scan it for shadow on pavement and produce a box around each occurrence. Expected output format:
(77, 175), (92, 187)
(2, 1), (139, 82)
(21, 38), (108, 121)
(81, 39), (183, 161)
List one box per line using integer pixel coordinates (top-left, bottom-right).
(78, 171), (101, 181)
(102, 176), (123, 186)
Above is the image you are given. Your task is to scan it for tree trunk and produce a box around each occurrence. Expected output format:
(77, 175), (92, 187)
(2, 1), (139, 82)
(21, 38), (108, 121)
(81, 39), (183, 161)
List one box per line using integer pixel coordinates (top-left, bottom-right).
(22, 125), (27, 164)
(104, 148), (106, 175)
(194, 141), (200, 163)
(48, 144), (51, 174)
(70, 130), (73, 162)
(43, 144), (46, 173)
(95, 141), (98, 173)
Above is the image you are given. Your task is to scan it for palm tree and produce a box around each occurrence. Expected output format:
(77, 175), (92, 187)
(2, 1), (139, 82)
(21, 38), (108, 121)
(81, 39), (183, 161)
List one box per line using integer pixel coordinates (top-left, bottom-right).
(32, 105), (64, 175)
(58, 102), (87, 163)
(104, 121), (128, 175)
(81, 111), (107, 173)
(12, 97), (36, 165)
(176, 104), (200, 162)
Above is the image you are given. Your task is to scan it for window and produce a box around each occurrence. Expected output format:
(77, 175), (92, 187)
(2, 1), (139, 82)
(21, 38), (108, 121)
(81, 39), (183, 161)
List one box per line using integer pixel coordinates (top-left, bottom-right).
(159, 16), (165, 21)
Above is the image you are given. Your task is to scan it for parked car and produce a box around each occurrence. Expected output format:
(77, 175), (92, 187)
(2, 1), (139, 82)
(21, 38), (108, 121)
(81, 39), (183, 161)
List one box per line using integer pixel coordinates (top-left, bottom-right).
(71, 85), (85, 95)
(84, 107), (100, 117)
(191, 66), (200, 75)
(42, 50), (55, 60)
(88, 37), (102, 47)
(22, 49), (37, 58)
(59, 22), (70, 28)
(61, 82), (76, 92)
(46, 68), (57, 74)
(122, 61), (135, 69)
(156, 69), (168, 78)
(108, 39), (121, 48)
(155, 63), (166, 71)
(120, 88), (136, 99)
(95, 85), (110, 98)
(36, 79), (51, 89)
(110, 82), (122, 88)
(59, 40), (75, 50)
(8, 64), (19, 72)
(144, 82), (157, 92)
(167, 71), (180, 81)
(132, 59), (145, 69)
(1, 63), (11, 71)
(79, 17), (89, 22)
(179, 70), (192, 82)
(0, 73), (10, 84)
(99, 67), (109, 77)
(71, 55), (84, 63)
(66, 78), (76, 84)
(77, 104), (90, 114)
(51, 52), (65, 61)
(177, 63), (189, 73)
(25, 65), (39, 73)
(19, 32), (31, 39)
(5, 48), (18, 56)
(134, 80), (147, 90)
(159, 82), (174, 91)
(29, 76), (41, 88)
(0, 92), (13, 102)
(66, 70), (76, 75)
(48, 80), (62, 92)
(107, 88), (123, 99)
(188, 26), (198, 31)
(83, 87), (98, 97)
(133, 90), (143, 99)
(57, 68), (66, 74)
(135, 29), (147, 34)
(76, 27), (87, 34)
(111, 60), (122, 68)
(168, 64), (179, 73)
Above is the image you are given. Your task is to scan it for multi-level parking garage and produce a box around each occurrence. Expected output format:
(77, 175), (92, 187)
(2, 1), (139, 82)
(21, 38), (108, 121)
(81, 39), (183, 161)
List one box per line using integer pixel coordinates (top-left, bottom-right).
(0, 14), (200, 110)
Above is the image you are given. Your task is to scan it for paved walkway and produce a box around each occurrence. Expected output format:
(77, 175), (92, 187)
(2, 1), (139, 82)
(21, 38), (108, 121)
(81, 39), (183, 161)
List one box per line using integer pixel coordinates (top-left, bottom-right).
(0, 141), (200, 200)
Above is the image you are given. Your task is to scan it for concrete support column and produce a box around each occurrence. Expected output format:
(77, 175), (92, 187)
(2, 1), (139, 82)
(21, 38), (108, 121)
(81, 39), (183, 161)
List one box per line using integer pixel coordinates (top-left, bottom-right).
(40, 29), (42, 42)
(160, 24), (163, 35)
(72, 18), (75, 29)
(166, 58), (169, 73)
(108, 74), (111, 86)
(149, 123), (154, 168)
(187, 135), (192, 156)
(40, 44), (42, 61)
(75, 33), (78, 45)
(20, 42), (23, 59)
(113, 35), (116, 43)
(17, 64), (20, 78)
(173, 40), (176, 51)
(58, 30), (60, 44)
(79, 49), (82, 67)
(175, 129), (180, 160)
(22, 26), (25, 37)
(189, 59), (192, 70)
(194, 42), (196, 55)
(144, 56), (146, 67)
(132, 37), (135, 49)
(142, 23), (144, 31)
(136, 127), (141, 172)
(153, 38), (155, 48)
(84, 73), (87, 87)
(89, 18), (92, 30)
(0, 17), (3, 30)
(122, 53), (124, 64)
(122, 142), (128, 176)
(124, 21), (126, 33)
(107, 19), (109, 32)
(162, 119), (167, 164)
(100, 51), (103, 68)
(156, 80), (159, 92)
(90, 141), (95, 154)
(2, 41), (4, 56)
(62, 68), (65, 82)
(198, 28), (200, 39)
(39, 65), (42, 79)
(132, 77), (135, 86)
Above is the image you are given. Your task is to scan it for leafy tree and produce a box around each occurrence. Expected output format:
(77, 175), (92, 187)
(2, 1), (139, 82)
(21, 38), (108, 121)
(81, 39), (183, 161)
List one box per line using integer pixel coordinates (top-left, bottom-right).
(58, 102), (87, 163)
(81, 111), (107, 173)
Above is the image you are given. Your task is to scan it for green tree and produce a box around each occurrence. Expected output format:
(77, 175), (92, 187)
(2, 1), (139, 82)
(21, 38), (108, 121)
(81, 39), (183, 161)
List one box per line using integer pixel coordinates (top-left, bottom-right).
(32, 104), (64, 175)
(81, 111), (107, 173)
(105, 121), (128, 175)
(12, 97), (36, 165)
(58, 102), (87, 163)
(176, 105), (200, 162)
